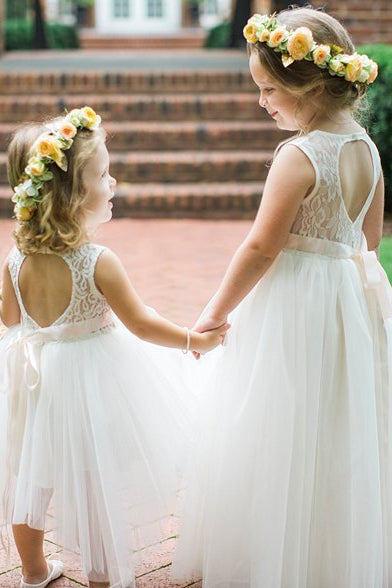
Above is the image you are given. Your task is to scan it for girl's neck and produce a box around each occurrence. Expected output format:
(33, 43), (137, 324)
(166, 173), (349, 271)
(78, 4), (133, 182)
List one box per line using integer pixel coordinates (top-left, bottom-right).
(305, 110), (363, 135)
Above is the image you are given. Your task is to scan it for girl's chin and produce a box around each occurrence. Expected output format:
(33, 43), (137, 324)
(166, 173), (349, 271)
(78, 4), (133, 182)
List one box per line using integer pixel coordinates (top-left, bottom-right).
(276, 120), (299, 132)
(101, 211), (113, 224)
(84, 212), (113, 231)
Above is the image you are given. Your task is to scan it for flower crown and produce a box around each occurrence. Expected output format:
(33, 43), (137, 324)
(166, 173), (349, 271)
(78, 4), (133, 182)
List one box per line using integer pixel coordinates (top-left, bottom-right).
(12, 106), (102, 222)
(243, 14), (378, 86)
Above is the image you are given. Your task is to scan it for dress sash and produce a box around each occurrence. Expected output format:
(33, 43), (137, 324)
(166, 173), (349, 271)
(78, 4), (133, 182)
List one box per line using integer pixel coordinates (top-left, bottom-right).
(284, 233), (392, 322)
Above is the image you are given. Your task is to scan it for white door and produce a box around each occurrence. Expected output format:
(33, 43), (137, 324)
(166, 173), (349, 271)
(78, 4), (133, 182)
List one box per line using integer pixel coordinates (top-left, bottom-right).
(95, 0), (182, 34)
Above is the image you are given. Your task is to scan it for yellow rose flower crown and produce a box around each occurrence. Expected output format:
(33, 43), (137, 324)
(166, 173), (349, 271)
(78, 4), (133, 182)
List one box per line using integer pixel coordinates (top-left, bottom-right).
(243, 14), (378, 86)
(12, 106), (102, 222)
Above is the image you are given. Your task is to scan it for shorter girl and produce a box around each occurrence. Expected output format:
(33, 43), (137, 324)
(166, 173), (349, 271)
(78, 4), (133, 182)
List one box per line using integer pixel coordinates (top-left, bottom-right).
(0, 107), (227, 588)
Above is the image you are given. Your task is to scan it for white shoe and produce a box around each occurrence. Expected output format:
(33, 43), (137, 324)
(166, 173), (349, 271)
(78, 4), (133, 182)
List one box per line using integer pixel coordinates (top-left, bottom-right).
(20, 560), (64, 587)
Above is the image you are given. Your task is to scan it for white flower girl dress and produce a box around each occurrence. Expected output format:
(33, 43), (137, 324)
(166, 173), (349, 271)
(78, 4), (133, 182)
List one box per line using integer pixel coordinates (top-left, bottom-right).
(173, 130), (392, 588)
(0, 243), (192, 587)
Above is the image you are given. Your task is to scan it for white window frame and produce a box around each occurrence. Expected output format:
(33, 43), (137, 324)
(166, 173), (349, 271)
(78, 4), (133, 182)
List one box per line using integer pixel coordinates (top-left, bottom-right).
(113, 0), (131, 18)
(203, 0), (218, 15)
(146, 0), (164, 18)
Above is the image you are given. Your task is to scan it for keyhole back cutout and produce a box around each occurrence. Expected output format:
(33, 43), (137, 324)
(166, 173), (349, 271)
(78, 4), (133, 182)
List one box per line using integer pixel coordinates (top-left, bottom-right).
(18, 254), (73, 328)
(339, 140), (375, 223)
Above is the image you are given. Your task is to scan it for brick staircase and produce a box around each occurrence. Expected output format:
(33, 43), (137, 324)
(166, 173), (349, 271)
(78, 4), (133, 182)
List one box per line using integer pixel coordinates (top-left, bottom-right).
(326, 0), (392, 44)
(0, 69), (289, 219)
(79, 29), (206, 49)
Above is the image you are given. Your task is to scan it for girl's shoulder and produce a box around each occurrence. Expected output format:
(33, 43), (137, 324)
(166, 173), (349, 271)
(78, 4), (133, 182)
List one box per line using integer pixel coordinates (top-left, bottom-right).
(279, 127), (379, 168)
(61, 242), (108, 261)
(55, 243), (111, 278)
(8, 246), (25, 274)
(288, 127), (376, 150)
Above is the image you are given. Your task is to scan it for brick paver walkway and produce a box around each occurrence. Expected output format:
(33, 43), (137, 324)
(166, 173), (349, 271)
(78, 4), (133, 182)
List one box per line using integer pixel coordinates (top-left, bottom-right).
(0, 217), (250, 587)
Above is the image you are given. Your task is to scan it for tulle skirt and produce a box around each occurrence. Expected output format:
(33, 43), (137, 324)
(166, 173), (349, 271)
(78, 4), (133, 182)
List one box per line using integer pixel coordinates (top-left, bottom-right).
(0, 320), (195, 587)
(172, 245), (392, 588)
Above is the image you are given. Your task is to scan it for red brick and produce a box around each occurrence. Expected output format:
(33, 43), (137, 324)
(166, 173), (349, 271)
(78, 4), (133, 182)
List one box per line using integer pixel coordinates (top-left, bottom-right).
(0, 120), (287, 152)
(0, 71), (255, 96)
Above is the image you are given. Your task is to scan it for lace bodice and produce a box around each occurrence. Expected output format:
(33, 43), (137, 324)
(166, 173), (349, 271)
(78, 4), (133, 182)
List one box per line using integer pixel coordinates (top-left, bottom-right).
(288, 130), (381, 249)
(9, 243), (114, 331)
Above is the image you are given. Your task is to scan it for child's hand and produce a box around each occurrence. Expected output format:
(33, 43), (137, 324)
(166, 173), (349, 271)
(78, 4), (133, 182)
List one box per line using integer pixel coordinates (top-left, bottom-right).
(191, 313), (228, 359)
(191, 322), (230, 355)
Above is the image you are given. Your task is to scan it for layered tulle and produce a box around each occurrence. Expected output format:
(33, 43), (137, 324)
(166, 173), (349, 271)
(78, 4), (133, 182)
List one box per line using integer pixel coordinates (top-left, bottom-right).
(0, 321), (194, 587)
(173, 247), (392, 588)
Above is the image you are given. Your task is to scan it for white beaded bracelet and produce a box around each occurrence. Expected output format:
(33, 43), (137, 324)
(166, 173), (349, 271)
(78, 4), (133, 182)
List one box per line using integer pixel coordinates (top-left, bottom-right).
(182, 327), (190, 354)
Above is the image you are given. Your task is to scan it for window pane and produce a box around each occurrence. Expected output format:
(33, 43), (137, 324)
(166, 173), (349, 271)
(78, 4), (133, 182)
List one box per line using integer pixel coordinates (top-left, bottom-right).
(147, 0), (164, 18)
(204, 0), (218, 15)
(114, 0), (130, 18)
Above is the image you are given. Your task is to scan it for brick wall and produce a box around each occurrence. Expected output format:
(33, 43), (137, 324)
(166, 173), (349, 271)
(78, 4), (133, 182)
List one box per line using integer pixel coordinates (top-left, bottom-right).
(318, 0), (391, 44)
(270, 0), (392, 45)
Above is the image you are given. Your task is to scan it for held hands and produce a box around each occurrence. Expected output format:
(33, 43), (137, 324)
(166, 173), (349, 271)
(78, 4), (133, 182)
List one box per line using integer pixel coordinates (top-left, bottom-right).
(190, 321), (230, 355)
(191, 307), (229, 359)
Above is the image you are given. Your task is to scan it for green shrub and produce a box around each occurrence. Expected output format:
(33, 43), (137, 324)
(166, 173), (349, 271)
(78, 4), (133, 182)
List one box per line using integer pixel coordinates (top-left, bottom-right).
(46, 22), (79, 49)
(380, 236), (392, 282)
(5, 20), (33, 50)
(358, 44), (392, 211)
(5, 19), (80, 51)
(204, 21), (231, 48)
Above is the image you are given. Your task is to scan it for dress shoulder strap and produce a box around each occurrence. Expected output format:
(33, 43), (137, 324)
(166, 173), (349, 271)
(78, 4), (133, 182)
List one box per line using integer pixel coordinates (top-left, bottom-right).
(61, 243), (107, 271)
(361, 133), (382, 184)
(285, 132), (323, 169)
(60, 243), (108, 300)
(8, 246), (25, 302)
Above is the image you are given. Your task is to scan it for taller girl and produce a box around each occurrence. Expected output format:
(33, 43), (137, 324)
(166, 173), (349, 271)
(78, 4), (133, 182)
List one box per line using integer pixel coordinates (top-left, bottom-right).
(173, 7), (392, 588)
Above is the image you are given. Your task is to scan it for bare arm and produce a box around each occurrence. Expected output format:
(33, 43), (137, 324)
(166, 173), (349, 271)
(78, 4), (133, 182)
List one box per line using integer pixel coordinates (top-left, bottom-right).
(196, 144), (315, 328)
(95, 249), (227, 353)
(363, 173), (384, 252)
(0, 259), (20, 327)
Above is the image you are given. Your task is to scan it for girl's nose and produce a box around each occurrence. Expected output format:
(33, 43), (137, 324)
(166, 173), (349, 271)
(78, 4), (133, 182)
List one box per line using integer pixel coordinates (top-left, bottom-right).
(110, 175), (117, 187)
(259, 94), (267, 109)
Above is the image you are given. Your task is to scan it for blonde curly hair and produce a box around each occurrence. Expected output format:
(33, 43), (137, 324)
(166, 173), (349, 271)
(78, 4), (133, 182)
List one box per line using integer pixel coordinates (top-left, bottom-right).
(7, 120), (106, 254)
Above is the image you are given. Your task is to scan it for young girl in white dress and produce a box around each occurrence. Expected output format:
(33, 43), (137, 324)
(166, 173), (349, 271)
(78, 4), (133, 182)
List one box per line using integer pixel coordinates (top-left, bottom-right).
(172, 7), (392, 588)
(0, 107), (227, 588)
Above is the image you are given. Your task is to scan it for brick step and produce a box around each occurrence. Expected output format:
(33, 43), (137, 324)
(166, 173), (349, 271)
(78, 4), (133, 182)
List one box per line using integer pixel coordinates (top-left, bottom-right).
(0, 150), (272, 184)
(351, 32), (392, 43)
(0, 94), (261, 123)
(0, 71), (254, 96)
(343, 21), (392, 33)
(332, 10), (392, 20)
(0, 181), (264, 219)
(79, 32), (205, 50)
(328, 1), (390, 11)
(0, 121), (284, 152)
